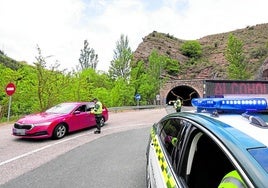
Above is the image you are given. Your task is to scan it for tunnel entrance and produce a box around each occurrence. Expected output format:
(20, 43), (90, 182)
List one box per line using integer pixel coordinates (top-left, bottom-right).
(166, 85), (200, 106)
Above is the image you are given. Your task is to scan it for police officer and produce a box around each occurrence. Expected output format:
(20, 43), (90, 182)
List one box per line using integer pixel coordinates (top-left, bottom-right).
(91, 98), (103, 134)
(218, 170), (246, 188)
(174, 98), (182, 112)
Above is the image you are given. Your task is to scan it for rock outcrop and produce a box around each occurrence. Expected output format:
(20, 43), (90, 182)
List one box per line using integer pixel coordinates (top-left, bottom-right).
(133, 23), (268, 80)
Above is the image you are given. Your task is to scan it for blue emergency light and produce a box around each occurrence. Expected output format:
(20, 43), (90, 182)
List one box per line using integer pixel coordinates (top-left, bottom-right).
(191, 97), (268, 112)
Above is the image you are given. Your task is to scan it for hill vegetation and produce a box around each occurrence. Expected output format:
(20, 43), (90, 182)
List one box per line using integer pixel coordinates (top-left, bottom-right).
(1, 23), (268, 120)
(133, 23), (268, 80)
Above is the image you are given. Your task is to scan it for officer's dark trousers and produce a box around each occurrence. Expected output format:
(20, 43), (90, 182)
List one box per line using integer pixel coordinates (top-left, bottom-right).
(95, 115), (102, 132)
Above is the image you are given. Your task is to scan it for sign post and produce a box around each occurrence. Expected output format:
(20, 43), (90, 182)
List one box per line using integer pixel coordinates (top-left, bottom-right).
(135, 94), (141, 106)
(5, 82), (16, 122)
(156, 94), (160, 105)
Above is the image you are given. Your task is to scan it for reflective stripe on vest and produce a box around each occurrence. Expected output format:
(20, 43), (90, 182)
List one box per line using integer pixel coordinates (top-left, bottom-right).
(221, 177), (246, 188)
(151, 128), (177, 188)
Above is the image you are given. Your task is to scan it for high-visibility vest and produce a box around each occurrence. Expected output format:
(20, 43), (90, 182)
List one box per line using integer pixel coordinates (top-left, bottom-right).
(218, 170), (246, 188)
(174, 100), (181, 108)
(171, 137), (178, 146)
(92, 101), (102, 115)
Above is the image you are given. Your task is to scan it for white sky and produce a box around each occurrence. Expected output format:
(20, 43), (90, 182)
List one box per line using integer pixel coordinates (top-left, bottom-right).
(0, 0), (267, 72)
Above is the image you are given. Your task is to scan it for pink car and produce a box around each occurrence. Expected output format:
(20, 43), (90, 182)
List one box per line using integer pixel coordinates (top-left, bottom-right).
(12, 102), (108, 139)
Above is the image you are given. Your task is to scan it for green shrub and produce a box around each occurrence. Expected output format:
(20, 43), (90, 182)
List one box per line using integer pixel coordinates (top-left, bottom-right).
(181, 40), (202, 58)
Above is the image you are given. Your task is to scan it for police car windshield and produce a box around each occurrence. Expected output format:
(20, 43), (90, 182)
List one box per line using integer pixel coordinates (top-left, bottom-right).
(256, 113), (268, 122)
(248, 148), (268, 173)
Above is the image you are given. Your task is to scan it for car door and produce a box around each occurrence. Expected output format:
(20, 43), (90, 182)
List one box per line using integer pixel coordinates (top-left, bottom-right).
(147, 117), (187, 188)
(147, 122), (167, 188)
(86, 102), (97, 126)
(68, 104), (91, 131)
(176, 124), (245, 188)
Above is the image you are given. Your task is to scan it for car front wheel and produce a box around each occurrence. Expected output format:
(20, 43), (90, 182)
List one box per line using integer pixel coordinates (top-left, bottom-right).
(53, 123), (67, 139)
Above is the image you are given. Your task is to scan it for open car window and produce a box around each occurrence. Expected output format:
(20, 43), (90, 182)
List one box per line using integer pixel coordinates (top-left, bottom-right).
(179, 128), (243, 188)
(159, 118), (184, 157)
(75, 105), (87, 112)
(86, 102), (95, 112)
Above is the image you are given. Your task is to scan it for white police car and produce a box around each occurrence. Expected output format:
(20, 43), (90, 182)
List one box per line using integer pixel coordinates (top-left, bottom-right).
(146, 97), (268, 188)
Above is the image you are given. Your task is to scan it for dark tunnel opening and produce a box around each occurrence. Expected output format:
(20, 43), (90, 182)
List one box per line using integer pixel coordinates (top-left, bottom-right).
(166, 85), (200, 106)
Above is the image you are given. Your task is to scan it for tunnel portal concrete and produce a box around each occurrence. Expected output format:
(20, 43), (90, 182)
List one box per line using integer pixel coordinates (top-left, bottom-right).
(160, 79), (204, 106)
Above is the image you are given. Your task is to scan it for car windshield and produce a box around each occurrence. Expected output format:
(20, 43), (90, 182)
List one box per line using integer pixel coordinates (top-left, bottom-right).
(256, 113), (268, 122)
(249, 148), (268, 173)
(45, 103), (77, 114)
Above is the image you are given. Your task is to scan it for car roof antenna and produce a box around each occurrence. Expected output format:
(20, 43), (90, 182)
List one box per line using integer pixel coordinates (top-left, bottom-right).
(211, 110), (219, 117)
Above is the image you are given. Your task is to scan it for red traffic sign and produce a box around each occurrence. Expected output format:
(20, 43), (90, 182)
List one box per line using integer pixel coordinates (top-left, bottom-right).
(5, 82), (16, 96)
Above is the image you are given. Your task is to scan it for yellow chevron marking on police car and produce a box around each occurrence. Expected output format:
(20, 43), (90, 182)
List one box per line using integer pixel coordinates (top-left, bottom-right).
(151, 128), (176, 188)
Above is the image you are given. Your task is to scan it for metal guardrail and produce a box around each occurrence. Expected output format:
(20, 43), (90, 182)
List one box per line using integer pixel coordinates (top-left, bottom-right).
(107, 105), (164, 112)
(108, 105), (195, 113)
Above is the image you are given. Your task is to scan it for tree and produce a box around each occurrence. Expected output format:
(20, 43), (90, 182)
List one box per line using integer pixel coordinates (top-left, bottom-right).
(34, 45), (71, 111)
(110, 78), (135, 106)
(138, 73), (158, 104)
(225, 34), (250, 79)
(165, 58), (179, 76)
(0, 64), (20, 118)
(0, 49), (5, 55)
(130, 60), (146, 96)
(129, 50), (170, 105)
(181, 40), (202, 59)
(79, 40), (98, 70)
(13, 65), (39, 115)
(109, 34), (132, 80)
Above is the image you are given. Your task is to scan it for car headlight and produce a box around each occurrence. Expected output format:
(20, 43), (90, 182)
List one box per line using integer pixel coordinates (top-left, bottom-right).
(33, 122), (52, 126)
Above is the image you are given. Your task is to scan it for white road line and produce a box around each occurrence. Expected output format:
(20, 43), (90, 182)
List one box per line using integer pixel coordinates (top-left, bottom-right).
(0, 123), (151, 167)
(0, 132), (88, 166)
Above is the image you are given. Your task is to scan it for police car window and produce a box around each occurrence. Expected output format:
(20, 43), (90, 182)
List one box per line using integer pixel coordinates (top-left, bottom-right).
(179, 129), (236, 188)
(157, 121), (164, 135)
(159, 118), (184, 157)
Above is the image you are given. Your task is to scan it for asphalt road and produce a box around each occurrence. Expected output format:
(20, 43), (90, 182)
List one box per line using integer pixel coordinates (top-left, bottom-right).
(0, 107), (173, 187)
(1, 127), (150, 188)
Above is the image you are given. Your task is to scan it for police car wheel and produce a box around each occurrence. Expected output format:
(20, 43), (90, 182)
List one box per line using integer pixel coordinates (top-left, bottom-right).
(146, 162), (151, 188)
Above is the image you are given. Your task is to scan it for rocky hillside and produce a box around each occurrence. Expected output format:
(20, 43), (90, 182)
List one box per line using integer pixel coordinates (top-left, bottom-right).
(133, 23), (268, 80)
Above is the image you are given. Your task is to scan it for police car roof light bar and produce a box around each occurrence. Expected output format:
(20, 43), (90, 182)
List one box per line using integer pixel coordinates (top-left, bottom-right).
(191, 98), (268, 112)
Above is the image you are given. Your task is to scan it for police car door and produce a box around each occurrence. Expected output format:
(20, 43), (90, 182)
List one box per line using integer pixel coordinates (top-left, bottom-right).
(147, 118), (186, 188)
(147, 123), (166, 188)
